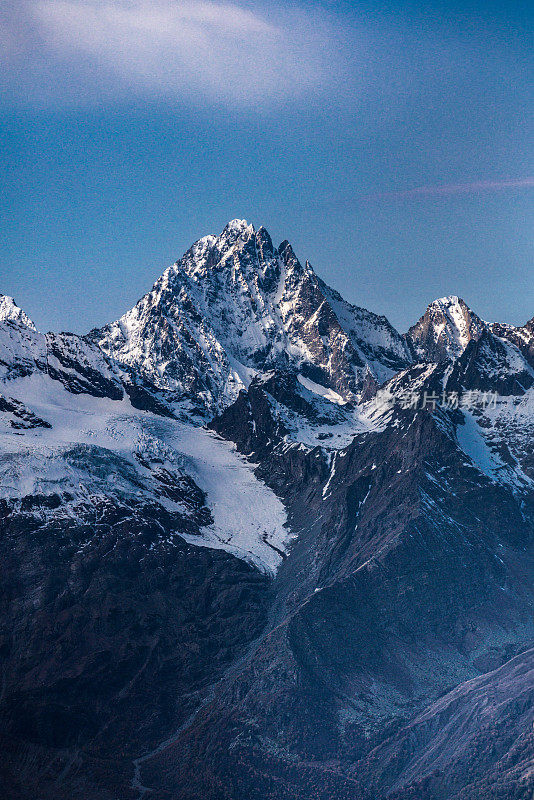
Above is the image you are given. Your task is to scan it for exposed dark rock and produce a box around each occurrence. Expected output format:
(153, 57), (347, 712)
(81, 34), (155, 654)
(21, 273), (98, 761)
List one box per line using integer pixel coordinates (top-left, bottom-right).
(0, 394), (51, 428)
(0, 500), (270, 800)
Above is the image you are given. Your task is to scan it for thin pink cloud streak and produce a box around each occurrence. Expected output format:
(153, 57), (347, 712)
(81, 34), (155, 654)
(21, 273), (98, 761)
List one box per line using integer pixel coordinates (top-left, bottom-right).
(376, 178), (534, 199)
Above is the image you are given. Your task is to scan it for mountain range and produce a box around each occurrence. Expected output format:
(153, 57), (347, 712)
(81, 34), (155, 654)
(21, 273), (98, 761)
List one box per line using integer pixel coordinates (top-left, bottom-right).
(1, 220), (533, 800)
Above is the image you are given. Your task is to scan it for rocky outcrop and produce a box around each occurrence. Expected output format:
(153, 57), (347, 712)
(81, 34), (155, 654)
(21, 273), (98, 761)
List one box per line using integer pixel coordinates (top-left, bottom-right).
(0, 320), (124, 400)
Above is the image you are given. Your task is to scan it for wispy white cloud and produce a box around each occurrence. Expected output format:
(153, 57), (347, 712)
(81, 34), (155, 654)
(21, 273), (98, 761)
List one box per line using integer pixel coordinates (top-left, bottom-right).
(376, 178), (534, 199)
(2, 0), (349, 106)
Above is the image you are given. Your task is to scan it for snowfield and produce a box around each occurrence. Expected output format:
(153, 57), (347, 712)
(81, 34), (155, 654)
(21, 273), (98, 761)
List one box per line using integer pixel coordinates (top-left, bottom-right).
(0, 373), (290, 574)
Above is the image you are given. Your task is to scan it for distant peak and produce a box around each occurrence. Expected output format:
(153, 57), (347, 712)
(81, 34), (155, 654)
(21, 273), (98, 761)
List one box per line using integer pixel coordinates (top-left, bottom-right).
(407, 295), (486, 362)
(0, 295), (36, 330)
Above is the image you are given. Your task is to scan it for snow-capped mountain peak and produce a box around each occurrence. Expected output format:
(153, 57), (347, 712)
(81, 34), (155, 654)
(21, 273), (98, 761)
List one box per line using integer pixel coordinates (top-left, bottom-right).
(406, 295), (487, 362)
(95, 220), (412, 414)
(0, 295), (36, 330)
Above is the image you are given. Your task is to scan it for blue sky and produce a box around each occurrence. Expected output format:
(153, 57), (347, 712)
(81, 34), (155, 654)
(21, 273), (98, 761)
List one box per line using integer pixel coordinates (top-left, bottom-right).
(1, 0), (532, 333)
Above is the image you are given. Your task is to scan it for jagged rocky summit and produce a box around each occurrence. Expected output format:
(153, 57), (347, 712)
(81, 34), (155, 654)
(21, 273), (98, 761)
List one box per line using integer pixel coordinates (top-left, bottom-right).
(1, 219), (534, 800)
(94, 219), (412, 413)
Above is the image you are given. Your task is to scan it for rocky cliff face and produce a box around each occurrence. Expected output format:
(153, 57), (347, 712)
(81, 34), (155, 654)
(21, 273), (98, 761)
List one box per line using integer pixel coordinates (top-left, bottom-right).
(0, 224), (533, 800)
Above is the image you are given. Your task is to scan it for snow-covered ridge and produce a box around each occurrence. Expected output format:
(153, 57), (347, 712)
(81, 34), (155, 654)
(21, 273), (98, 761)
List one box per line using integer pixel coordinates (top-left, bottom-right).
(0, 317), (124, 399)
(0, 295), (36, 330)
